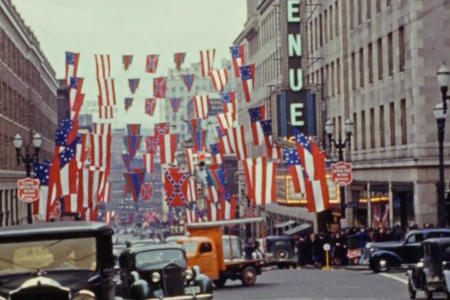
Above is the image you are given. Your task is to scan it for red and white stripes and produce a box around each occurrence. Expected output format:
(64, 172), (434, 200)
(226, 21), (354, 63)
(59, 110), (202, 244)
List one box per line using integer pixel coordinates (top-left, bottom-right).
(193, 95), (210, 120)
(209, 69), (229, 91)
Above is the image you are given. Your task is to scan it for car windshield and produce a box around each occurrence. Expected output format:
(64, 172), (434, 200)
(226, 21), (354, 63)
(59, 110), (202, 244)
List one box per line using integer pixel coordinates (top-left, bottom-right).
(181, 241), (199, 254)
(0, 237), (97, 275)
(136, 249), (186, 269)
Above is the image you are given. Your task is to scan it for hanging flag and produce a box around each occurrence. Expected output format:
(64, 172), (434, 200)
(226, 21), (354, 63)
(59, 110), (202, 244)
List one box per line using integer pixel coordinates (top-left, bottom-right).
(188, 119), (202, 134)
(127, 124), (141, 136)
(68, 77), (85, 118)
(94, 123), (112, 135)
(217, 126), (233, 155)
(90, 133), (112, 169)
(230, 45), (246, 78)
(123, 55), (133, 70)
(153, 77), (168, 98)
(125, 97), (133, 111)
(252, 157), (278, 206)
(145, 136), (159, 154)
(210, 164), (227, 194)
(165, 167), (188, 206)
(185, 148), (195, 174)
(208, 185), (219, 203)
(122, 153), (132, 171)
(140, 183), (153, 201)
(124, 171), (146, 201)
(221, 193), (237, 220)
(248, 105), (266, 145)
(239, 64), (255, 102)
(182, 74), (195, 91)
(145, 98), (157, 116)
(210, 143), (223, 165)
(95, 53), (112, 79)
(123, 135), (142, 159)
(226, 125), (248, 160)
(220, 91), (237, 114)
(128, 78), (140, 94)
(95, 54), (115, 119)
(65, 51), (80, 85)
(187, 177), (197, 203)
(260, 119), (282, 159)
(154, 122), (170, 137)
(174, 52), (186, 70)
(209, 69), (229, 91)
(193, 130), (207, 152)
(170, 97), (182, 113)
(146, 54), (160, 73)
(216, 112), (236, 130)
(193, 95), (210, 120)
(124, 183), (129, 196)
(200, 49), (216, 76)
(207, 199), (219, 221)
(159, 134), (178, 165)
(143, 153), (154, 174)
(33, 160), (52, 220)
(283, 148), (306, 194)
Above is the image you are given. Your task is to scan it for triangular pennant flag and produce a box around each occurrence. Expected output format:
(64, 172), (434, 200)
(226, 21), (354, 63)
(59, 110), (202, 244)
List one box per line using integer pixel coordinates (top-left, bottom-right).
(122, 153), (132, 171)
(128, 78), (140, 94)
(124, 171), (145, 201)
(123, 55), (133, 70)
(182, 74), (194, 91)
(125, 97), (133, 111)
(146, 54), (160, 73)
(170, 97), (181, 113)
(123, 135), (142, 158)
(145, 98), (157, 116)
(174, 52), (186, 71)
(127, 124), (141, 136)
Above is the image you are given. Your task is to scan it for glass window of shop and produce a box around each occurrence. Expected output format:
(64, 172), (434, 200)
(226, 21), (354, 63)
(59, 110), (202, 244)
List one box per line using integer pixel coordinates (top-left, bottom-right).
(370, 185), (389, 229)
(392, 184), (414, 228)
(351, 184), (368, 228)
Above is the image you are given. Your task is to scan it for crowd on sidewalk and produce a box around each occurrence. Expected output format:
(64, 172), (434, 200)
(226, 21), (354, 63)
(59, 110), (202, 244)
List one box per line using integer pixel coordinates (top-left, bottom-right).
(294, 223), (434, 268)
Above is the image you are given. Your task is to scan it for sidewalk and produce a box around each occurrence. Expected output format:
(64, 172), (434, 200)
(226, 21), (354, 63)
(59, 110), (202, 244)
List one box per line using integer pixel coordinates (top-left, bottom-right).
(344, 265), (370, 271)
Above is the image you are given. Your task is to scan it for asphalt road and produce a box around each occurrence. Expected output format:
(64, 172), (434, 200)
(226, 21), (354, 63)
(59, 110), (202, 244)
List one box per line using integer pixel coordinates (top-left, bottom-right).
(213, 267), (434, 300)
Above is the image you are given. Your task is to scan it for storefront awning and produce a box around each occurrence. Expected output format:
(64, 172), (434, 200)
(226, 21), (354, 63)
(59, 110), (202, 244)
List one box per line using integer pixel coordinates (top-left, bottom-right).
(274, 220), (296, 229)
(284, 223), (312, 236)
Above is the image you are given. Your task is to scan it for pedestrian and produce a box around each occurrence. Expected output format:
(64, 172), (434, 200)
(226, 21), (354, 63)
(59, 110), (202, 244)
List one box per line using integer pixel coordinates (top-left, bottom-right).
(331, 232), (344, 266)
(311, 234), (323, 268)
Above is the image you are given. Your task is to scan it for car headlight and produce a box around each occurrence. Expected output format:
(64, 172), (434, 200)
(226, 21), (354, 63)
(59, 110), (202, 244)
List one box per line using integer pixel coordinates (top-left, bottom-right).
(73, 289), (96, 300)
(152, 272), (161, 283)
(417, 261), (424, 268)
(185, 269), (194, 281)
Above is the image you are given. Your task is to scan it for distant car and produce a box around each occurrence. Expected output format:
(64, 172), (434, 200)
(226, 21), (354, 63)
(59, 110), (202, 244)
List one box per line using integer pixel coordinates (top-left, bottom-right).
(0, 221), (115, 300)
(407, 238), (450, 299)
(118, 244), (213, 300)
(264, 236), (297, 268)
(131, 238), (161, 247)
(367, 228), (450, 272)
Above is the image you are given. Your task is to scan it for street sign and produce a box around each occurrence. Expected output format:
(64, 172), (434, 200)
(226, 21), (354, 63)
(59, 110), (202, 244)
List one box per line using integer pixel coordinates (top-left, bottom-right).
(323, 243), (331, 252)
(331, 162), (353, 186)
(17, 177), (40, 203)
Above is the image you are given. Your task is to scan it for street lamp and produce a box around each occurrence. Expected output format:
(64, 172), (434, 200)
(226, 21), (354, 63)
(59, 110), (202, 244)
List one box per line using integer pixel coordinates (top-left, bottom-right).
(325, 118), (354, 218)
(13, 132), (42, 224)
(435, 62), (450, 226)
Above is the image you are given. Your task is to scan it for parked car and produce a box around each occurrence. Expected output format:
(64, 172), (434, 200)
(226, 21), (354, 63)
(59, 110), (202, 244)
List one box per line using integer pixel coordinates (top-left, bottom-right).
(117, 244), (213, 300)
(407, 237), (450, 299)
(367, 228), (450, 272)
(263, 236), (297, 268)
(0, 221), (115, 300)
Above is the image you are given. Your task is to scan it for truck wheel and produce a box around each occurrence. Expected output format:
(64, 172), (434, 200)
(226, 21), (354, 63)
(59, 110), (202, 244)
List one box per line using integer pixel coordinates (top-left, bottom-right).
(241, 266), (257, 287)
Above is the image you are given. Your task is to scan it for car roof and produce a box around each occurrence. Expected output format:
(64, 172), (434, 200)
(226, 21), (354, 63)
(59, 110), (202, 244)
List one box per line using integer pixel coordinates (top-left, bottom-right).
(129, 243), (186, 253)
(0, 221), (112, 239)
(423, 237), (450, 245)
(409, 228), (450, 235)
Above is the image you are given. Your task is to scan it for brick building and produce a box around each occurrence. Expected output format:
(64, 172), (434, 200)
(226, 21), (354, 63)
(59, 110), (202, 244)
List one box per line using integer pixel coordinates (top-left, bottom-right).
(0, 0), (59, 225)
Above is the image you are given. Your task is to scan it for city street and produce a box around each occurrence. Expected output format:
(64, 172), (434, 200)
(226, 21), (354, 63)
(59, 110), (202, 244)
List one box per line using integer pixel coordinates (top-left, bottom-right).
(214, 268), (414, 300)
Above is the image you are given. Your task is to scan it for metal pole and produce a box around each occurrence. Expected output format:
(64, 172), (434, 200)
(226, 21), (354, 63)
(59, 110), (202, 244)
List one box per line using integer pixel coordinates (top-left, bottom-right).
(23, 147), (33, 224)
(438, 118), (446, 227)
(338, 139), (346, 219)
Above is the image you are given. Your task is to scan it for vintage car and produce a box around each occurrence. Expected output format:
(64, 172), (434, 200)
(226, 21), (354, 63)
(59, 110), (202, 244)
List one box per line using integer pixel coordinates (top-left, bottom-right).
(263, 236), (297, 268)
(117, 244), (213, 300)
(0, 221), (115, 300)
(367, 228), (450, 272)
(407, 238), (450, 299)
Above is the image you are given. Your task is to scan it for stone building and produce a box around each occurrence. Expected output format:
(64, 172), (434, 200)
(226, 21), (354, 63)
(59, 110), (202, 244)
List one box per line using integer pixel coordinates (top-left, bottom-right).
(305, 0), (450, 228)
(0, 0), (59, 226)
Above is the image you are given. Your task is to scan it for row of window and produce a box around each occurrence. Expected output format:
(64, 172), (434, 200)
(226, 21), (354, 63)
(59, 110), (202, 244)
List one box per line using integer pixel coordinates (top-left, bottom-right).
(255, 49), (280, 89)
(0, 189), (22, 227)
(260, 6), (279, 48)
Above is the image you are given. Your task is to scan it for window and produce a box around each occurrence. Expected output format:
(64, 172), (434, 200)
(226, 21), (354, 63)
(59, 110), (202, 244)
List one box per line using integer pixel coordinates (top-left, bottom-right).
(401, 99), (407, 144)
(368, 43), (373, 83)
(324, 10), (328, 43)
(351, 52), (356, 90)
(380, 105), (385, 147)
(331, 61), (335, 96)
(358, 0), (362, 25)
(309, 21), (314, 53)
(361, 110), (366, 150)
(319, 14), (323, 47)
(329, 5), (333, 40)
(325, 64), (329, 96)
(367, 0), (371, 19)
(370, 108), (375, 148)
(335, 1), (339, 36)
(376, 0), (381, 13)
(377, 38), (383, 80)
(314, 18), (318, 51)
(359, 48), (364, 87)
(350, 0), (354, 29)
(353, 113), (358, 150)
(390, 102), (396, 146)
(336, 58), (341, 94)
(399, 26), (405, 72)
(386, 0), (391, 7)
(388, 32), (393, 76)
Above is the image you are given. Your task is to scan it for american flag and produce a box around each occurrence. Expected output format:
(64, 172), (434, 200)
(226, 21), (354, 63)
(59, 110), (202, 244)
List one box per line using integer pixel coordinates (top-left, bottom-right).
(209, 69), (229, 91)
(68, 77), (84, 118)
(217, 126), (232, 154)
(185, 148), (195, 174)
(246, 157), (278, 206)
(210, 143), (223, 164)
(33, 160), (52, 220)
(239, 64), (255, 102)
(216, 112), (236, 130)
(146, 54), (160, 73)
(283, 148), (306, 194)
(95, 54), (116, 119)
(260, 119), (282, 159)
(200, 49), (216, 76)
(187, 177), (197, 203)
(65, 51), (79, 84)
(220, 91), (237, 114)
(193, 95), (210, 120)
(122, 55), (133, 70)
(248, 105), (266, 145)
(159, 134), (178, 165)
(226, 125), (248, 160)
(128, 78), (140, 94)
(230, 45), (245, 77)
(143, 153), (154, 174)
(221, 193), (237, 220)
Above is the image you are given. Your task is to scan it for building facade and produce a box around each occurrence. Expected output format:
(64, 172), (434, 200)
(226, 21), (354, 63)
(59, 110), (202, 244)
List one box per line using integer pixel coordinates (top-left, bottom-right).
(0, 0), (59, 226)
(305, 0), (450, 228)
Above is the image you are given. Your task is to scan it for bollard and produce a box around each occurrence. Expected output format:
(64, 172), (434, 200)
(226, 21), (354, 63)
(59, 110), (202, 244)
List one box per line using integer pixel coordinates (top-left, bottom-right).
(321, 243), (333, 270)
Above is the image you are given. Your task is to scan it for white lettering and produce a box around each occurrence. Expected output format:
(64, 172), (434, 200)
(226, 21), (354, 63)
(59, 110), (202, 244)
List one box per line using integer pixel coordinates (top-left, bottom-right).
(288, 34), (302, 57)
(290, 103), (304, 126)
(289, 68), (303, 91)
(287, 0), (301, 22)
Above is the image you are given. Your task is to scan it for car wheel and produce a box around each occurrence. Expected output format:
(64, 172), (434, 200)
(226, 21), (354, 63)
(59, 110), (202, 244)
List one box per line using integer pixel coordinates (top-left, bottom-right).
(407, 279), (416, 299)
(372, 257), (390, 273)
(274, 248), (289, 261)
(241, 266), (257, 287)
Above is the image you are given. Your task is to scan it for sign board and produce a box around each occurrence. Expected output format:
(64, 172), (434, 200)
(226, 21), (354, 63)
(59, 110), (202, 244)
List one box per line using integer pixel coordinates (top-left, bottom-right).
(323, 243), (331, 252)
(17, 177), (40, 203)
(331, 162), (353, 186)
(48, 201), (61, 219)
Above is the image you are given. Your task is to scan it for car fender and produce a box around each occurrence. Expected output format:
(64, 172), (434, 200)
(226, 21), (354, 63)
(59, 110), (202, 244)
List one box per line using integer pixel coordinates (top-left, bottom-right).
(370, 250), (403, 266)
(195, 274), (214, 294)
(443, 270), (450, 290)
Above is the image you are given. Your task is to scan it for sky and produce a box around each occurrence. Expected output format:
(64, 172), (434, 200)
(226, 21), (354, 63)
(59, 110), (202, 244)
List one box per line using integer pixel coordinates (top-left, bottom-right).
(11, 0), (247, 127)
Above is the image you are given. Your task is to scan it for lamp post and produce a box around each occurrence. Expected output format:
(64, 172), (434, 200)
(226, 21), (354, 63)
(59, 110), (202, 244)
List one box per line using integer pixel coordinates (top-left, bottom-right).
(13, 132), (42, 224)
(325, 118), (354, 219)
(436, 63), (450, 227)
